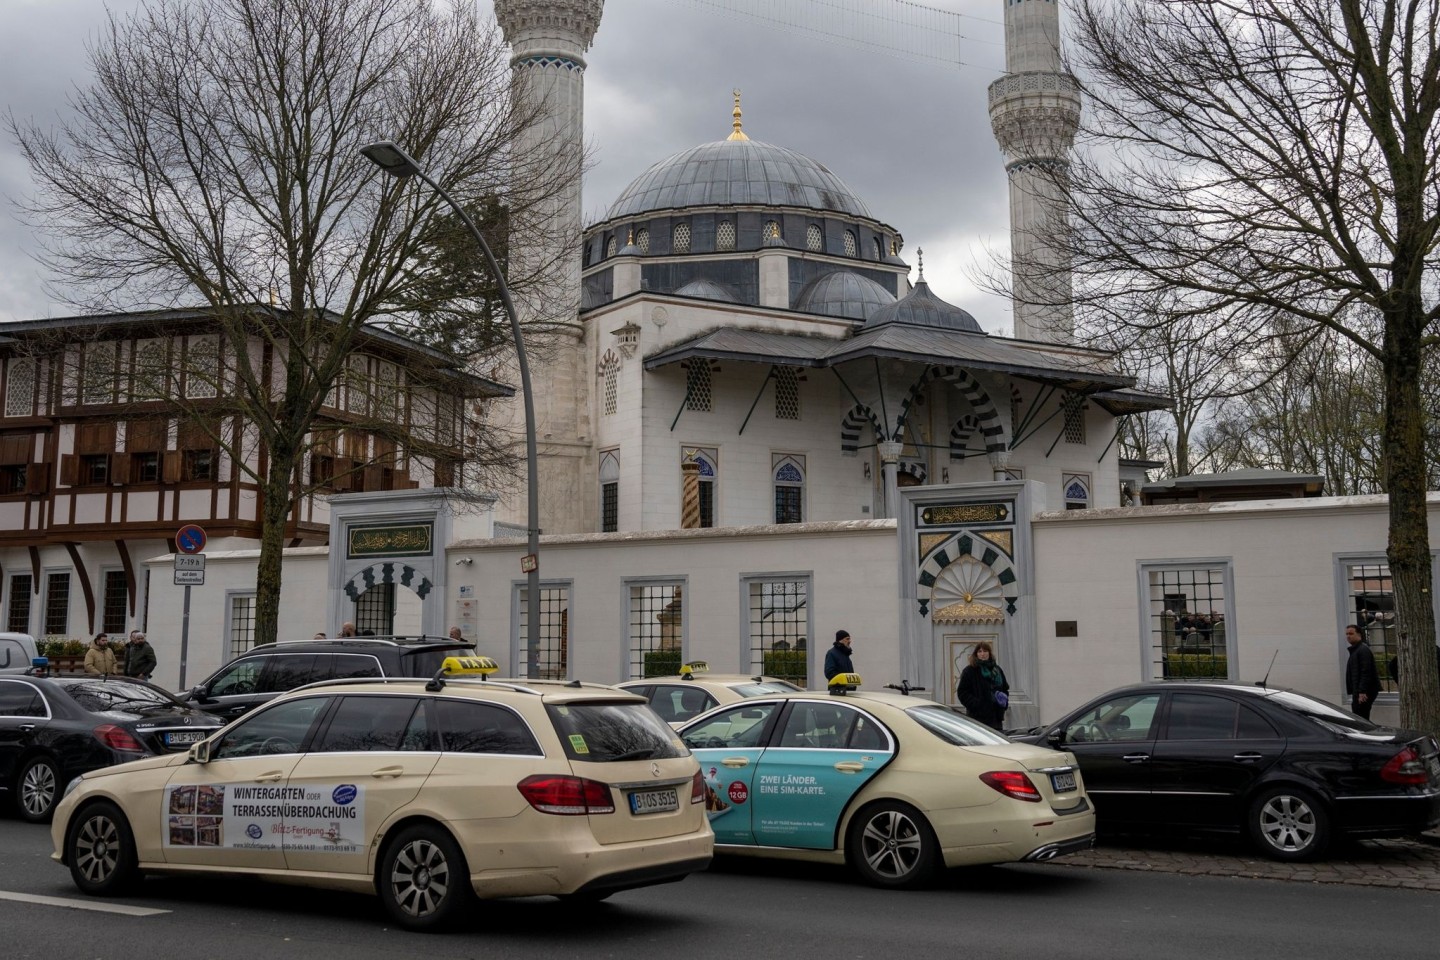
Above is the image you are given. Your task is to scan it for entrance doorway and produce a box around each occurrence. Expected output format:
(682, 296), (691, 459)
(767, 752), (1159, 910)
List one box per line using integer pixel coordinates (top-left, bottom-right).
(939, 631), (998, 710)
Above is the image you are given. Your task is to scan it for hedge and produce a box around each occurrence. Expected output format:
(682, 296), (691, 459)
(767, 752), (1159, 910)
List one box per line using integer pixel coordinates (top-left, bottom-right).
(762, 650), (807, 686)
(642, 650), (683, 678)
(1163, 653), (1229, 679)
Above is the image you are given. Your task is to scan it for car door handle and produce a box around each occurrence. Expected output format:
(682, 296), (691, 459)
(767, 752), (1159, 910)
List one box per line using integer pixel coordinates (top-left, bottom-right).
(833, 761), (865, 773)
(1122, 754), (1150, 763)
(1234, 752), (1264, 762)
(253, 772), (286, 783)
(19, 723), (36, 732)
(721, 757), (750, 768)
(371, 766), (404, 779)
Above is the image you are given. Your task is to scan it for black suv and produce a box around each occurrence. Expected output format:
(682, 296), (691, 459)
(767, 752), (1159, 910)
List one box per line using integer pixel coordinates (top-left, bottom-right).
(180, 637), (475, 721)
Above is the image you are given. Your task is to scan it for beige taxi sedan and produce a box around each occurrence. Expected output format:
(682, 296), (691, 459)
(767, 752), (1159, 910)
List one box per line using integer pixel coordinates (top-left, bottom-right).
(51, 665), (713, 931)
(618, 663), (802, 726)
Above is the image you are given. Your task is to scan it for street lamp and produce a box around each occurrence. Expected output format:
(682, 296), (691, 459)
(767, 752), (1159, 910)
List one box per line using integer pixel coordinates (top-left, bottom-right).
(361, 140), (541, 672)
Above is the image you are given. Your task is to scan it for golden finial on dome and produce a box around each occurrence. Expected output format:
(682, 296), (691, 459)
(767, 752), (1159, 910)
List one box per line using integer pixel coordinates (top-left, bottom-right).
(727, 88), (749, 141)
(917, 247), (926, 281)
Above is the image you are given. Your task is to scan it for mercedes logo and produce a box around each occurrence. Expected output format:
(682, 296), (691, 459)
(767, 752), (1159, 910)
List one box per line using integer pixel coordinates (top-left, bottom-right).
(651, 762), (661, 778)
(182, 716), (193, 725)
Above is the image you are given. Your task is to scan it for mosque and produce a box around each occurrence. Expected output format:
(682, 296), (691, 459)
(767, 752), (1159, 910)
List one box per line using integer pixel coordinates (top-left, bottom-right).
(140, 0), (1426, 727)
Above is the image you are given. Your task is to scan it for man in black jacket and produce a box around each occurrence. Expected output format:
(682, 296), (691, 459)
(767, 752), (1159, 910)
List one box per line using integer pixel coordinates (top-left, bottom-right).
(1344, 624), (1381, 719)
(824, 630), (854, 681)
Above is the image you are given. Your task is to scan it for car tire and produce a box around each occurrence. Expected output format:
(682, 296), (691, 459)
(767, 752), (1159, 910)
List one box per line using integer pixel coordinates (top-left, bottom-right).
(68, 801), (142, 896)
(1249, 785), (1331, 861)
(845, 800), (940, 889)
(16, 755), (61, 823)
(378, 824), (474, 932)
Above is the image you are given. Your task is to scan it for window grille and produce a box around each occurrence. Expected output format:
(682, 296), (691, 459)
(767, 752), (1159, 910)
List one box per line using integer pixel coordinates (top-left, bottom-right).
(629, 582), (683, 678)
(132, 341), (168, 400)
(1345, 563), (1398, 694)
(229, 594), (256, 659)
(183, 338), (218, 400)
(674, 223), (692, 253)
(1063, 473), (1090, 510)
(774, 367), (800, 420)
(355, 584), (395, 636)
(843, 231), (858, 257)
(764, 220), (781, 242)
(599, 450), (620, 533)
(746, 578), (809, 684)
(773, 455), (804, 524)
(44, 573), (70, 636)
(600, 352), (620, 416)
(5, 358), (35, 418)
(518, 585), (570, 679)
(716, 221), (735, 251)
(376, 363), (400, 423)
(84, 342), (117, 405)
(1062, 393), (1086, 444)
(873, 237), (884, 260)
(635, 228), (650, 255)
(685, 362), (712, 412)
(1145, 565), (1232, 681)
(806, 224), (823, 252)
(7, 575), (32, 634)
(606, 236), (617, 257)
(345, 356), (369, 415)
(103, 571), (128, 634)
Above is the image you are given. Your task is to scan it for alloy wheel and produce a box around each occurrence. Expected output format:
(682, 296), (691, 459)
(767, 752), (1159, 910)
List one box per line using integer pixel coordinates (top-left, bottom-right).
(20, 760), (57, 819)
(1257, 793), (1318, 854)
(73, 813), (122, 884)
(388, 838), (452, 918)
(859, 808), (925, 880)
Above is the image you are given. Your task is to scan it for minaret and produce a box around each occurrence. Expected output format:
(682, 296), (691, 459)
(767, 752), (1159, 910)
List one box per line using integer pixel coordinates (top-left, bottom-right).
(493, 1), (604, 534)
(988, 0), (1081, 343)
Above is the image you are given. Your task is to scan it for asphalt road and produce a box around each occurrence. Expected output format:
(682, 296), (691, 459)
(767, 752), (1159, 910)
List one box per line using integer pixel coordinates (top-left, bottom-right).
(2, 814), (1437, 960)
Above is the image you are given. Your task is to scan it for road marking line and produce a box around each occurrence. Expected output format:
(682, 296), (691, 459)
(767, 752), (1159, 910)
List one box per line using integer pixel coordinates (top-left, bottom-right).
(0, 890), (170, 917)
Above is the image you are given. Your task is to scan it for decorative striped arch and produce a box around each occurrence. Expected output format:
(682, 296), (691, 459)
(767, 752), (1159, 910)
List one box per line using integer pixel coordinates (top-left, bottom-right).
(950, 414), (979, 461)
(343, 562), (433, 602)
(893, 367), (1008, 453)
(915, 531), (1019, 618)
(839, 403), (883, 456)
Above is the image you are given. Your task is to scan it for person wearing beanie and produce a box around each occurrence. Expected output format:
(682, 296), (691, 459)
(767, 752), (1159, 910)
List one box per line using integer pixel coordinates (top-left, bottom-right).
(824, 629), (854, 680)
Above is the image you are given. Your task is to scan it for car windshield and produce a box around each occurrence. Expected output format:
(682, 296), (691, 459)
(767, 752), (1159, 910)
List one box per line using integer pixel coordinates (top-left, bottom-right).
(1262, 689), (1385, 734)
(907, 705), (1014, 746)
(63, 679), (179, 712)
(547, 701), (687, 762)
(726, 680), (801, 697)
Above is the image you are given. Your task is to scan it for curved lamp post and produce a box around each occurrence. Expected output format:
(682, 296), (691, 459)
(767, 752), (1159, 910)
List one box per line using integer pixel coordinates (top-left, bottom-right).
(361, 140), (540, 669)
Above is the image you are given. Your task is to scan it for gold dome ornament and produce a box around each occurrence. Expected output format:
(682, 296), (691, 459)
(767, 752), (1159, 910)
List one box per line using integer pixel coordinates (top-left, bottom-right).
(727, 89), (749, 141)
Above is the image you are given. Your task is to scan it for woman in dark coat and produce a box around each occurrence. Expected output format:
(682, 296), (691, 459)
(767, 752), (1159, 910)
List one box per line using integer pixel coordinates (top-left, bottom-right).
(957, 641), (1010, 731)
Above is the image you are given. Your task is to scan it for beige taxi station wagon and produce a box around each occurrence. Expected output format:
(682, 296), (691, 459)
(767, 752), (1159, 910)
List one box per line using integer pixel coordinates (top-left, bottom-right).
(50, 659), (713, 931)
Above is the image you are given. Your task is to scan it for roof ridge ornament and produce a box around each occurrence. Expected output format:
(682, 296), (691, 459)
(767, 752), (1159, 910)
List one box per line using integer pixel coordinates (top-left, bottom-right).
(727, 88), (749, 141)
(917, 247), (926, 282)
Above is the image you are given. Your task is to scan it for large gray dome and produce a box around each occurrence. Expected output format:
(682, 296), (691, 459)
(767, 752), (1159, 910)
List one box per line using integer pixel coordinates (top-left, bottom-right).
(795, 271), (895, 321)
(863, 280), (983, 334)
(605, 138), (873, 220)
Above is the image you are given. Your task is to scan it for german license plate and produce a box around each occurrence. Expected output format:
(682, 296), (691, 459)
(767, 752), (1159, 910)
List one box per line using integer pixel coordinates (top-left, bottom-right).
(165, 730), (208, 746)
(629, 788), (678, 815)
(1050, 770), (1078, 793)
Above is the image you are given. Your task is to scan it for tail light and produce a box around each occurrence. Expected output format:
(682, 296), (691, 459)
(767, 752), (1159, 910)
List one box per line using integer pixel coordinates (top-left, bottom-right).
(1380, 746), (1430, 785)
(94, 724), (145, 752)
(690, 770), (705, 804)
(517, 774), (616, 815)
(980, 771), (1042, 802)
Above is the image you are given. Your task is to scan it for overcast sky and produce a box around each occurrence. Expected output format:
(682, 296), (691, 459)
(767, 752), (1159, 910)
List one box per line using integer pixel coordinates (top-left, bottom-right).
(0, 0), (1016, 330)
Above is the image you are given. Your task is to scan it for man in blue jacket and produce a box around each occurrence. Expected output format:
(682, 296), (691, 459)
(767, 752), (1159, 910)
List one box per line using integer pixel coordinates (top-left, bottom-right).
(824, 629), (854, 680)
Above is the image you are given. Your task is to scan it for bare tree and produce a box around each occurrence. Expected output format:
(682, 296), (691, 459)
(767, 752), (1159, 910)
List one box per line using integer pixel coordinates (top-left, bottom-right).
(9, 0), (577, 647)
(1027, 0), (1440, 733)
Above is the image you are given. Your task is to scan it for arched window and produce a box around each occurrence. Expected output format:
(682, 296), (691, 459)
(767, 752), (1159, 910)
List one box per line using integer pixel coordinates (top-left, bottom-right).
(682, 447), (718, 528)
(605, 235), (617, 257)
(599, 450), (620, 532)
(1064, 473), (1090, 511)
(716, 220), (736, 251)
(673, 222), (691, 254)
(764, 220), (781, 243)
(873, 237), (884, 260)
(806, 224), (823, 252)
(773, 455), (805, 524)
(635, 227), (650, 255)
(598, 350), (620, 416)
(843, 230), (857, 258)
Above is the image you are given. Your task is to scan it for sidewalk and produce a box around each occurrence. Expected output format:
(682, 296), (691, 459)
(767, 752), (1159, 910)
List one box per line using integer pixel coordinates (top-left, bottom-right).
(1053, 829), (1440, 892)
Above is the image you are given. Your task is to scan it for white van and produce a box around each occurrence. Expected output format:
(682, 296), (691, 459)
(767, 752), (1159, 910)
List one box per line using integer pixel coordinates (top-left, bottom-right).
(0, 632), (40, 674)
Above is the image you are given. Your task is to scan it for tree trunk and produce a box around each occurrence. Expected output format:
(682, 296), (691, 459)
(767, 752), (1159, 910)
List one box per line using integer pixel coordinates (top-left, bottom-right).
(253, 449), (297, 649)
(1383, 312), (1440, 737)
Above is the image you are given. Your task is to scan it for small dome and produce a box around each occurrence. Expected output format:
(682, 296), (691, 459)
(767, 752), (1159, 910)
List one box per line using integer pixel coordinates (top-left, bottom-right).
(795, 271), (896, 321)
(863, 279), (983, 333)
(673, 278), (739, 303)
(606, 138), (873, 220)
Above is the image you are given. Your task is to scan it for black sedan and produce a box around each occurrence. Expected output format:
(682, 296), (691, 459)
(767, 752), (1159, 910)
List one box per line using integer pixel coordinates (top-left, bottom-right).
(1013, 682), (1440, 861)
(0, 674), (223, 823)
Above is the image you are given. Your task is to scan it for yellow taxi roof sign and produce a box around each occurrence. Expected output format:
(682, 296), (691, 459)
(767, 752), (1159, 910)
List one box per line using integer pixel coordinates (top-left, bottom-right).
(828, 672), (862, 695)
(442, 655), (499, 677)
(679, 661), (710, 678)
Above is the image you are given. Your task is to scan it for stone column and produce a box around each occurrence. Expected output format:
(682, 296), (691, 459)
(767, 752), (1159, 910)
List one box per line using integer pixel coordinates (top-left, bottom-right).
(878, 441), (904, 520)
(988, 448), (1013, 482)
(681, 459), (702, 529)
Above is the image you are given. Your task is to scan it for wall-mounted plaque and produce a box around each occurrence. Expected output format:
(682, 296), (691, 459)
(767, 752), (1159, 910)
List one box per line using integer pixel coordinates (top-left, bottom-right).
(347, 522), (434, 559)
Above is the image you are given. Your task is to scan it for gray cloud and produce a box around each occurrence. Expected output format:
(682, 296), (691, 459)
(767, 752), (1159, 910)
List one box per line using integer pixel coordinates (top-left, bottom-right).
(1, 0), (1017, 331)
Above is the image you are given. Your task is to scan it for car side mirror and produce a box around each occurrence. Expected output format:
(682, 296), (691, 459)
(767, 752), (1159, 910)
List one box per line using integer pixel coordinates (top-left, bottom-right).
(189, 684), (214, 703)
(1046, 729), (1065, 747)
(187, 741), (211, 764)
